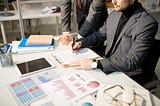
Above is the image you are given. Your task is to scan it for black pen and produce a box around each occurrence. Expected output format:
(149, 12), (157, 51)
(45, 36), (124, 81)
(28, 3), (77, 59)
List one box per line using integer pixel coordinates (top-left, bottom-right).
(72, 35), (76, 50)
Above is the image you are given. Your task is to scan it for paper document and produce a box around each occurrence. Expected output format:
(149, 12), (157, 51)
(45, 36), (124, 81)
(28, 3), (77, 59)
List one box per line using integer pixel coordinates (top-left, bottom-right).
(41, 70), (104, 105)
(8, 77), (46, 106)
(53, 48), (100, 67)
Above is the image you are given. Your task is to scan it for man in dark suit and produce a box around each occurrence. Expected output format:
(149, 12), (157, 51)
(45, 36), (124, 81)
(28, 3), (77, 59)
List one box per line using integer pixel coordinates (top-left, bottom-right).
(70, 0), (158, 84)
(61, 0), (108, 37)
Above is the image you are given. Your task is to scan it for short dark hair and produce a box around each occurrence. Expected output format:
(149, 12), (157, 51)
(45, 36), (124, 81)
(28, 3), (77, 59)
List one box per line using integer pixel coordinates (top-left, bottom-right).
(135, 0), (138, 3)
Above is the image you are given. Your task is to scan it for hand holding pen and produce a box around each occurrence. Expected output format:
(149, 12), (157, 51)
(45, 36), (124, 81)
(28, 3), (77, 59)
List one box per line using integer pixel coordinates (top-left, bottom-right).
(71, 39), (82, 52)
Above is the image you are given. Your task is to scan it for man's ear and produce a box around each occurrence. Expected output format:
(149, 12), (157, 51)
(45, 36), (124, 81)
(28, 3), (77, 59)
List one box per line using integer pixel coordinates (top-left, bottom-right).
(130, 0), (136, 5)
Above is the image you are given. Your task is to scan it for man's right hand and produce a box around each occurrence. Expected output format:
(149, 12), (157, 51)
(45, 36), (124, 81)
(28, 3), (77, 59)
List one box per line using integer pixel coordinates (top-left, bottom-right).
(70, 41), (82, 52)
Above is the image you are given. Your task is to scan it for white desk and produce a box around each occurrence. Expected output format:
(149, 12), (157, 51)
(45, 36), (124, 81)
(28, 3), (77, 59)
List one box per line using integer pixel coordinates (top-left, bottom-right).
(0, 10), (61, 44)
(0, 39), (160, 106)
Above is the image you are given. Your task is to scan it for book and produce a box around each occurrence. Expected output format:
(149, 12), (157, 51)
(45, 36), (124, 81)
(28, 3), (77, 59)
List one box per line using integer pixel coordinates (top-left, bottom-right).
(26, 35), (53, 46)
(41, 70), (104, 106)
(53, 48), (100, 67)
(18, 38), (54, 49)
(95, 85), (152, 106)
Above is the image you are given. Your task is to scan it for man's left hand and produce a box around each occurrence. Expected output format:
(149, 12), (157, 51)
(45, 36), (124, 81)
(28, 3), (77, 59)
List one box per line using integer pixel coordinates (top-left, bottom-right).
(69, 58), (92, 70)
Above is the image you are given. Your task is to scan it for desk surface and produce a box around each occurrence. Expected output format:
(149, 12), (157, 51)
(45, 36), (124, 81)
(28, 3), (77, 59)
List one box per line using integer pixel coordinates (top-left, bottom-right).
(0, 39), (160, 106)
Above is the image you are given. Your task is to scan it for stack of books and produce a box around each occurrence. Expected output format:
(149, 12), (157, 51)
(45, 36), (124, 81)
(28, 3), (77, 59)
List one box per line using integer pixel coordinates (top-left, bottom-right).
(12, 35), (54, 54)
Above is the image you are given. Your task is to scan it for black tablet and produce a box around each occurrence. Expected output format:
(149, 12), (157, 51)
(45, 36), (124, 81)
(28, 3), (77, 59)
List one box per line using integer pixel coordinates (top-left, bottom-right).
(15, 57), (55, 77)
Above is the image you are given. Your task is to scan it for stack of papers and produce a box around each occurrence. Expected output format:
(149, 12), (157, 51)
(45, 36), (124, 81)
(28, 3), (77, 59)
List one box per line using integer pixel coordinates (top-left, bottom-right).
(11, 35), (54, 54)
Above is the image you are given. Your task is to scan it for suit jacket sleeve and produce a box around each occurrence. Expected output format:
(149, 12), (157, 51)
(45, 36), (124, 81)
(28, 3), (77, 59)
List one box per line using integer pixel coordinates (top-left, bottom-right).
(80, 30), (106, 49)
(78, 0), (108, 37)
(61, 0), (72, 32)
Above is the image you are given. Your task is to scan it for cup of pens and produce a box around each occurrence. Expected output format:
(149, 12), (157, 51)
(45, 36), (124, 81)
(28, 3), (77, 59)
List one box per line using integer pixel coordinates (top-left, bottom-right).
(0, 44), (13, 67)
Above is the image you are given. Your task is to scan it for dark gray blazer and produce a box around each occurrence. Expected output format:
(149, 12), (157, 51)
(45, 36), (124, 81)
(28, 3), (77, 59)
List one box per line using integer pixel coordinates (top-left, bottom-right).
(61, 0), (108, 37)
(80, 3), (158, 73)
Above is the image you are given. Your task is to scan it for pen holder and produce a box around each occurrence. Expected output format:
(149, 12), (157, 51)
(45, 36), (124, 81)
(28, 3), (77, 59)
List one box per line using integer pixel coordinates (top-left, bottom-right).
(0, 52), (13, 67)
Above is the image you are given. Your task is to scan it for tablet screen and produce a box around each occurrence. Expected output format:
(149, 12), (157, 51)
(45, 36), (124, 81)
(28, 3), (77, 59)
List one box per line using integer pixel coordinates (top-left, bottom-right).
(16, 58), (52, 75)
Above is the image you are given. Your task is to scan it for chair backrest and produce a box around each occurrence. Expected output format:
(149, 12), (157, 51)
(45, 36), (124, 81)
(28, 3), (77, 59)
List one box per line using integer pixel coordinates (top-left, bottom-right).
(142, 39), (160, 75)
(129, 39), (160, 85)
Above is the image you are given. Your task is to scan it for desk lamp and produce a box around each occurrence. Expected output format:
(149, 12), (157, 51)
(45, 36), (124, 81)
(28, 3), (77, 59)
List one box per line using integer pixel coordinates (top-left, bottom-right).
(0, 0), (15, 16)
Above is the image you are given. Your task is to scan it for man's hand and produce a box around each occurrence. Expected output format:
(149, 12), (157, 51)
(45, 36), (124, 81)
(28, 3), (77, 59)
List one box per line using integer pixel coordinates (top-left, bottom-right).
(69, 58), (93, 70)
(58, 33), (72, 45)
(70, 41), (82, 52)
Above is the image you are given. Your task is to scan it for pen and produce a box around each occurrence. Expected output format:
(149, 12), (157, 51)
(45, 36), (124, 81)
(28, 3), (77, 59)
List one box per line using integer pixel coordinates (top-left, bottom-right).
(0, 47), (4, 54)
(7, 45), (12, 54)
(72, 33), (78, 50)
(72, 36), (76, 48)
(72, 35), (76, 50)
(6, 44), (11, 50)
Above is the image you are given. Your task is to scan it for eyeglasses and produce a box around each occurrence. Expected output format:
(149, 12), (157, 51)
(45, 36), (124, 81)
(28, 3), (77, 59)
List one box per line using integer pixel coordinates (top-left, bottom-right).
(103, 85), (147, 106)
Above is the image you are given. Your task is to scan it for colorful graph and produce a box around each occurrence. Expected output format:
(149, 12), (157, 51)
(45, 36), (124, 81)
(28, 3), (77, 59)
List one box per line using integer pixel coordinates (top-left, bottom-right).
(9, 77), (46, 105)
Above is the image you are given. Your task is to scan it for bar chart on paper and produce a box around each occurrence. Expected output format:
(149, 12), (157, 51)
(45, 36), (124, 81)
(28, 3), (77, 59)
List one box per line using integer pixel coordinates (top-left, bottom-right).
(51, 78), (76, 100)
(8, 77), (46, 105)
(41, 70), (104, 105)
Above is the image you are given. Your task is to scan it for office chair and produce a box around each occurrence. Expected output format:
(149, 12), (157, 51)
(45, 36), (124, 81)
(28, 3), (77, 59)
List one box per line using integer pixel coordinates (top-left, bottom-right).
(143, 79), (160, 99)
(143, 40), (160, 99)
(125, 39), (160, 85)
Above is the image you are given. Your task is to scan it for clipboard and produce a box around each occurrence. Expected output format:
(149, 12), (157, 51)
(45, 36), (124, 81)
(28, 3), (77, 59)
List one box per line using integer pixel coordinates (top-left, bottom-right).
(53, 48), (100, 67)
